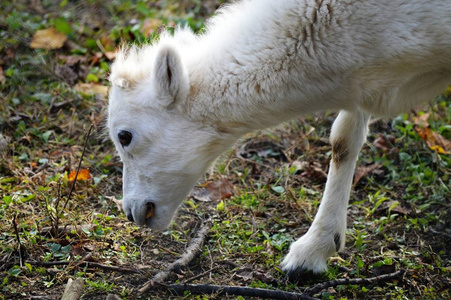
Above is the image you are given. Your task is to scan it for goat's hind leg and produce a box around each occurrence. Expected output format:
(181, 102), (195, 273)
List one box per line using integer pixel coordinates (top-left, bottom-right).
(282, 110), (370, 279)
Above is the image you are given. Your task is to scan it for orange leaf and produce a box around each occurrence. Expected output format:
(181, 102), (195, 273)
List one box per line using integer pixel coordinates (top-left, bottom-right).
(415, 126), (451, 154)
(68, 169), (91, 181)
(30, 27), (67, 49)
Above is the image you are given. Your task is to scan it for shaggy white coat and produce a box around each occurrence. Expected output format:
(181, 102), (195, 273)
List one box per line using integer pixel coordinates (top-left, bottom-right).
(108, 0), (451, 275)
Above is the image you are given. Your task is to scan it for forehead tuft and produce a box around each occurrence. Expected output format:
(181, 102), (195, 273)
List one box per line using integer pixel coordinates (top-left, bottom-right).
(109, 45), (155, 90)
(109, 27), (195, 91)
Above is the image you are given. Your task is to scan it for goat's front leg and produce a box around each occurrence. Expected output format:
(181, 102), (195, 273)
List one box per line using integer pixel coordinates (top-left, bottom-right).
(282, 110), (370, 278)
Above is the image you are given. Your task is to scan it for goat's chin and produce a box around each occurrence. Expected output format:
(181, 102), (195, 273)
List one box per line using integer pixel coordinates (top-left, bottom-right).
(145, 209), (176, 231)
(145, 217), (171, 231)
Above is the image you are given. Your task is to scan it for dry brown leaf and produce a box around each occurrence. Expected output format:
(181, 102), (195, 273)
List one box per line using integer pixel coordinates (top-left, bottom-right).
(30, 27), (67, 49)
(380, 200), (412, 215)
(0, 66), (5, 84)
(415, 126), (451, 154)
(353, 164), (382, 185)
(74, 83), (109, 98)
(373, 134), (396, 152)
(190, 176), (235, 202)
(412, 113), (430, 128)
(299, 161), (328, 182)
(106, 196), (123, 211)
(141, 19), (163, 37)
(68, 169), (91, 181)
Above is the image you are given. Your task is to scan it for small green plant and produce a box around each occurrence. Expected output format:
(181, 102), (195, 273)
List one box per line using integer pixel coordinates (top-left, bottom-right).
(85, 279), (115, 293)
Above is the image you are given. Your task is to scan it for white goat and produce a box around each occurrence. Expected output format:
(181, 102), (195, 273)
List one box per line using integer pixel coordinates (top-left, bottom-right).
(108, 0), (451, 278)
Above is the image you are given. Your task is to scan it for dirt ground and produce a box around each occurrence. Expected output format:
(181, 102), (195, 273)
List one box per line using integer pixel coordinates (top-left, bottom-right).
(1, 1), (450, 299)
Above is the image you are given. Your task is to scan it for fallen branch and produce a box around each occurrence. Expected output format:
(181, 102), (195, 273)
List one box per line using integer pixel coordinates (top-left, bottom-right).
(61, 278), (84, 300)
(304, 269), (405, 295)
(148, 283), (318, 300)
(138, 216), (213, 294)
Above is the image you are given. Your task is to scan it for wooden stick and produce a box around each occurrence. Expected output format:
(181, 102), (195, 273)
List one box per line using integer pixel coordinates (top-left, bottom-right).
(148, 283), (318, 300)
(138, 216), (213, 294)
(61, 278), (84, 300)
(305, 269), (405, 295)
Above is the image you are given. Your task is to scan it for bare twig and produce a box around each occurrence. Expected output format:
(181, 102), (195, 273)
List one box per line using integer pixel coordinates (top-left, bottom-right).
(12, 214), (24, 267)
(304, 269), (405, 295)
(138, 216), (213, 294)
(51, 177), (63, 236)
(147, 283), (318, 300)
(430, 228), (451, 240)
(183, 267), (217, 283)
(44, 125), (93, 238)
(63, 124), (93, 211)
(61, 278), (84, 300)
(49, 99), (75, 114)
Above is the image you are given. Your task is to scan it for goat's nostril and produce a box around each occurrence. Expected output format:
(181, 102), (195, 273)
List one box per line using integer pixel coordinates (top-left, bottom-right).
(146, 202), (155, 219)
(126, 213), (134, 222)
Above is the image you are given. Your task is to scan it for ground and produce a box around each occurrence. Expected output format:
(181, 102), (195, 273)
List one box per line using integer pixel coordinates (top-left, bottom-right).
(0, 1), (450, 299)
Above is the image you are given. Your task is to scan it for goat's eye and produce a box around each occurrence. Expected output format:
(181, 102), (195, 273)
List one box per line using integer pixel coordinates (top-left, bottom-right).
(118, 130), (132, 147)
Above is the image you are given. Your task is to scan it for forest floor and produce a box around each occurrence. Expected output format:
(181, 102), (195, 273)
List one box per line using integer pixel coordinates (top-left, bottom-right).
(1, 1), (450, 299)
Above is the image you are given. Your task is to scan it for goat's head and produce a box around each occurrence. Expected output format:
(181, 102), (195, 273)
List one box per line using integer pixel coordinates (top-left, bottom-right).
(108, 41), (232, 230)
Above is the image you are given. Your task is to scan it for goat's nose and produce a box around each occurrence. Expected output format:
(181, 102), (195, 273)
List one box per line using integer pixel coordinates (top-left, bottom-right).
(126, 212), (134, 222)
(145, 202), (155, 219)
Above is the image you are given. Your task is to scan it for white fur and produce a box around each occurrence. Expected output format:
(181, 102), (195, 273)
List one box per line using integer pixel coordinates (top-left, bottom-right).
(108, 0), (451, 274)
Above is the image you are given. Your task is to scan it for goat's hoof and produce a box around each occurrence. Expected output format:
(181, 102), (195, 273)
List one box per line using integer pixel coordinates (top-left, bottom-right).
(284, 267), (322, 284)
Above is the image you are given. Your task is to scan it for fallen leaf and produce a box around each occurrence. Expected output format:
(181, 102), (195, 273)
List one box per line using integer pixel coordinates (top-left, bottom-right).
(106, 196), (123, 211)
(30, 27), (67, 49)
(54, 65), (78, 85)
(353, 164), (382, 185)
(0, 134), (9, 152)
(299, 161), (328, 182)
(379, 200), (412, 215)
(74, 83), (109, 98)
(190, 176), (235, 202)
(141, 18), (163, 37)
(370, 263), (397, 276)
(68, 169), (91, 181)
(0, 66), (5, 84)
(373, 134), (396, 152)
(234, 267), (276, 284)
(415, 126), (451, 154)
(412, 113), (430, 128)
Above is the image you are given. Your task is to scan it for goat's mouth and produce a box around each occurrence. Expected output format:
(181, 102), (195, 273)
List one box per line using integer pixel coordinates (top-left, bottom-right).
(145, 202), (156, 220)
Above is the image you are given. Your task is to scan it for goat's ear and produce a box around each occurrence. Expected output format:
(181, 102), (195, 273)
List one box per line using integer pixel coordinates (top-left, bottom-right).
(153, 44), (187, 108)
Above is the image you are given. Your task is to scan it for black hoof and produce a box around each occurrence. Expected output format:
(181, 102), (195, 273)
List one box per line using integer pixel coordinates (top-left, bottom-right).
(284, 267), (323, 284)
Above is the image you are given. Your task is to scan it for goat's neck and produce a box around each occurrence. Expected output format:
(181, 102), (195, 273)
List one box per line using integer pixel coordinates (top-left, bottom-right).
(184, 54), (305, 137)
